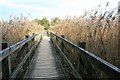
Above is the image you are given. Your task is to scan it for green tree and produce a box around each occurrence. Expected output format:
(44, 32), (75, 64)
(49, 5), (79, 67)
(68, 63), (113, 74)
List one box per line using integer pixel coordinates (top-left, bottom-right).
(34, 18), (41, 25)
(40, 17), (50, 30)
(51, 17), (61, 26)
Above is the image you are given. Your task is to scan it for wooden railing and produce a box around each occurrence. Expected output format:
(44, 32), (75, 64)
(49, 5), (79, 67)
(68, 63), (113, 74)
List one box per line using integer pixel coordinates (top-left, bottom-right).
(50, 32), (120, 80)
(0, 32), (43, 79)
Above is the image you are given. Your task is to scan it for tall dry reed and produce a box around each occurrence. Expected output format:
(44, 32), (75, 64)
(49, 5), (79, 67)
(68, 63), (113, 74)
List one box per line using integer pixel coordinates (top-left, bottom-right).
(51, 4), (119, 67)
(0, 15), (44, 45)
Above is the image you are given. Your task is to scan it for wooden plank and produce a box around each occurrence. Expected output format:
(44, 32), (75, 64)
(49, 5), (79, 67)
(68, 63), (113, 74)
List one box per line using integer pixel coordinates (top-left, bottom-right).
(25, 34), (65, 79)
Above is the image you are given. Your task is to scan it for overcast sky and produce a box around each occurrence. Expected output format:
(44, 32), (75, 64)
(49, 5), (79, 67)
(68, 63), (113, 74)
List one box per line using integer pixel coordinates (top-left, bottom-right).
(0, 0), (119, 20)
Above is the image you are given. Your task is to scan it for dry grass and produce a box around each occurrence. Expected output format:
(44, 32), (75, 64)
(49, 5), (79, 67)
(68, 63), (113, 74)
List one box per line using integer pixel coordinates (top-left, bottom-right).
(0, 15), (44, 45)
(51, 6), (119, 67)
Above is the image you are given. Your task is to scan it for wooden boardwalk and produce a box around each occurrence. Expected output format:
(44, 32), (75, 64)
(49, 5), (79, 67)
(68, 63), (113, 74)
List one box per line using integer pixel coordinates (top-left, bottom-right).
(1, 32), (120, 79)
(25, 33), (65, 79)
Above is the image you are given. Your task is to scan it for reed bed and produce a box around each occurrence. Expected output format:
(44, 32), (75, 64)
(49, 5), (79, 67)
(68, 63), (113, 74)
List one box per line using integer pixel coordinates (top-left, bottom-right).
(0, 15), (44, 45)
(51, 5), (119, 67)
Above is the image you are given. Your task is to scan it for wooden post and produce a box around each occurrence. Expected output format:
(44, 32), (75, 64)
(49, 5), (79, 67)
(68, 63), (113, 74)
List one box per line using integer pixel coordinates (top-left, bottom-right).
(78, 42), (98, 78)
(61, 35), (65, 52)
(47, 30), (49, 36)
(50, 33), (53, 43)
(2, 42), (11, 79)
(77, 42), (86, 77)
(61, 35), (64, 38)
(25, 35), (29, 38)
(8, 56), (11, 77)
(55, 33), (58, 42)
(79, 42), (86, 49)
(32, 33), (35, 41)
(25, 35), (29, 53)
(118, 1), (120, 67)
(25, 35), (29, 67)
(2, 42), (8, 50)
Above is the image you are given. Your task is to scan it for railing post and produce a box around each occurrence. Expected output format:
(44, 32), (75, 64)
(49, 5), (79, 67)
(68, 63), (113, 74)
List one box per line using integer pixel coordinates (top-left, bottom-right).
(61, 35), (64, 38)
(77, 42), (86, 76)
(25, 35), (29, 53)
(2, 42), (11, 79)
(25, 35), (29, 65)
(50, 32), (53, 43)
(79, 42), (86, 49)
(47, 30), (49, 36)
(78, 42), (98, 78)
(8, 54), (11, 77)
(118, 1), (120, 67)
(32, 33), (35, 41)
(61, 35), (65, 52)
(55, 33), (58, 43)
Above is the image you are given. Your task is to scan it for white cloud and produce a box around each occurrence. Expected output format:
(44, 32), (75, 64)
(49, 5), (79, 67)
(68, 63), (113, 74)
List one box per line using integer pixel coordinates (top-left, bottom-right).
(0, 0), (119, 20)
(0, 0), (49, 3)
(0, 0), (53, 11)
(8, 3), (32, 9)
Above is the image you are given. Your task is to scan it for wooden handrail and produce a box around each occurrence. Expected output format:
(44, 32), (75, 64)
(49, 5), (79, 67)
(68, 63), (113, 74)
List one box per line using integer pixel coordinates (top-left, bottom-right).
(50, 32), (120, 79)
(0, 32), (42, 61)
(0, 35), (35, 61)
(0, 31), (43, 79)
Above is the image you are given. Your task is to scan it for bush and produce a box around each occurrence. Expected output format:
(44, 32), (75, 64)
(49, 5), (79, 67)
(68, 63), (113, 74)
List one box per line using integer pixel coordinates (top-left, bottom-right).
(40, 17), (50, 30)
